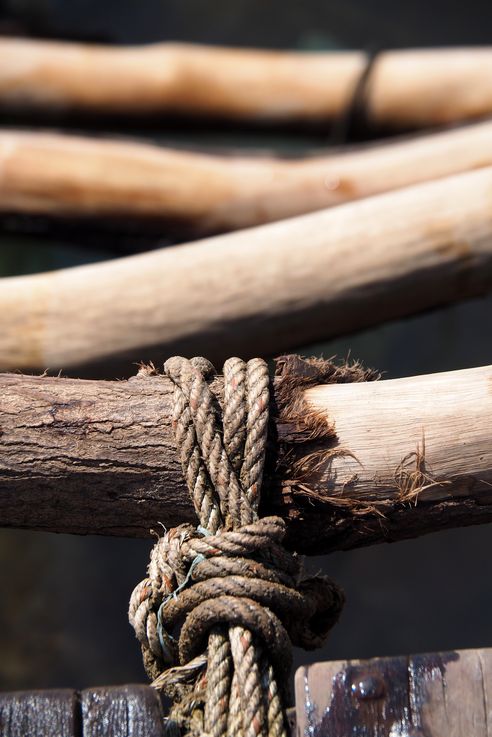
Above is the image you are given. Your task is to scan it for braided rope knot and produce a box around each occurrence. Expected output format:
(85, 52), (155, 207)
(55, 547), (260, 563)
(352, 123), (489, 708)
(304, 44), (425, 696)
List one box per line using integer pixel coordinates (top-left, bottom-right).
(129, 357), (344, 737)
(130, 516), (344, 680)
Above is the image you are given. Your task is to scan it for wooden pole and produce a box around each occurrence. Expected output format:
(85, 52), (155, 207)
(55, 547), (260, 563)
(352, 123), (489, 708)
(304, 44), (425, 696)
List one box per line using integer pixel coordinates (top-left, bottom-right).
(3, 123), (492, 236)
(1, 362), (490, 554)
(1, 166), (492, 375)
(2, 40), (492, 128)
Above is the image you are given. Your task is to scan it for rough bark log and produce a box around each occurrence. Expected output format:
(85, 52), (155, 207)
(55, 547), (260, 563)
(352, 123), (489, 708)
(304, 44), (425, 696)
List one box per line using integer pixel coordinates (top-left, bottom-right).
(0, 362), (490, 554)
(3, 123), (492, 237)
(1, 166), (492, 375)
(2, 41), (492, 129)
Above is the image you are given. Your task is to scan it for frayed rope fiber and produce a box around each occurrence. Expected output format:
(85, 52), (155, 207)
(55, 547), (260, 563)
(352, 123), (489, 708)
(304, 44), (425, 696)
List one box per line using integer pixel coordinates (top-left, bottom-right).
(129, 356), (344, 737)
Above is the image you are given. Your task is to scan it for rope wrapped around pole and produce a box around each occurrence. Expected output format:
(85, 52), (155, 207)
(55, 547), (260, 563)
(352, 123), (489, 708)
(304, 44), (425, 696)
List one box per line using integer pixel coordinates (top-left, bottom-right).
(129, 357), (344, 736)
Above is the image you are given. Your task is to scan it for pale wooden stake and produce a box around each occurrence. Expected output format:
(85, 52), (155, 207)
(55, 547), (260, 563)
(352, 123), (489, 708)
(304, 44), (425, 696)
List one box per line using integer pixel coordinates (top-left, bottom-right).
(1, 167), (492, 373)
(3, 122), (492, 235)
(2, 41), (492, 128)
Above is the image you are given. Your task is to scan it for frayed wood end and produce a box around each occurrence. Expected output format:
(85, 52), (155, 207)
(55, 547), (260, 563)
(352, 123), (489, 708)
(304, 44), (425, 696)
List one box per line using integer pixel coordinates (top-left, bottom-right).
(269, 355), (381, 517)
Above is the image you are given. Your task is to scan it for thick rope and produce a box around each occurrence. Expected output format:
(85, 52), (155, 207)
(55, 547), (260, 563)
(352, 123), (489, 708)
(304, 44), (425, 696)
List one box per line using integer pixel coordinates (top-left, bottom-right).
(129, 357), (344, 736)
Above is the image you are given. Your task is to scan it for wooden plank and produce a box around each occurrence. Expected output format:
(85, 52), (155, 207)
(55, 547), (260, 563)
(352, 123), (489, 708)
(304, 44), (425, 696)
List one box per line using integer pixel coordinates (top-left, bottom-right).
(0, 689), (78, 737)
(81, 685), (164, 737)
(295, 648), (492, 736)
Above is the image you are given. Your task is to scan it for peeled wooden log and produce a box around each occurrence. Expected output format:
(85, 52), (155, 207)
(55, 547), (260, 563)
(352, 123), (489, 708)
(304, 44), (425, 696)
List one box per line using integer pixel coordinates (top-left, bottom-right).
(0, 361), (490, 554)
(2, 40), (492, 128)
(3, 122), (492, 236)
(1, 166), (492, 375)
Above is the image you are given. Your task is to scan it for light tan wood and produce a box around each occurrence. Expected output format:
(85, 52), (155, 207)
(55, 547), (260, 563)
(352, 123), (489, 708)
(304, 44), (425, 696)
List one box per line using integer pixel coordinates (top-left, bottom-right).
(305, 365), (492, 505)
(4, 122), (492, 235)
(2, 40), (492, 127)
(1, 166), (492, 374)
(0, 364), (490, 552)
(296, 648), (492, 735)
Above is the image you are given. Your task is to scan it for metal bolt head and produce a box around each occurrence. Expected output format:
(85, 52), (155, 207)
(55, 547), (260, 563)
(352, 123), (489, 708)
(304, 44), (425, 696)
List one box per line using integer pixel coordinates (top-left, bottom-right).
(351, 674), (386, 700)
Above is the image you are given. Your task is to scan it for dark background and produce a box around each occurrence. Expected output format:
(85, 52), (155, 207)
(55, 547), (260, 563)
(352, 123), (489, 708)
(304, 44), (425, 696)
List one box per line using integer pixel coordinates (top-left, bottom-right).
(0, 0), (492, 695)
(5, 0), (492, 47)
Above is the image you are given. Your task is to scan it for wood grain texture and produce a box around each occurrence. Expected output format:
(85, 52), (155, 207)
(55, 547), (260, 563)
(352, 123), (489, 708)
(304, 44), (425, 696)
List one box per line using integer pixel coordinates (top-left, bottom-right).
(2, 166), (492, 375)
(305, 365), (492, 505)
(0, 686), (165, 736)
(0, 364), (490, 553)
(2, 41), (492, 128)
(0, 689), (79, 737)
(81, 685), (164, 737)
(295, 648), (492, 736)
(3, 122), (492, 237)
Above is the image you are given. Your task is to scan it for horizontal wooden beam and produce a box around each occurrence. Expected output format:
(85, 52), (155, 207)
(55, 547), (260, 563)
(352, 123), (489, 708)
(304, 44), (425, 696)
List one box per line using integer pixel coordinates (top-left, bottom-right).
(2, 166), (492, 374)
(2, 41), (492, 128)
(3, 122), (492, 237)
(1, 362), (490, 554)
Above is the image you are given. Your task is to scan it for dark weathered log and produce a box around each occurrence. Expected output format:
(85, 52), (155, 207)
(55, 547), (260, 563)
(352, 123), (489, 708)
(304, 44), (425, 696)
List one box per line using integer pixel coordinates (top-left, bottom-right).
(0, 361), (490, 554)
(0, 689), (78, 737)
(0, 686), (165, 737)
(296, 648), (492, 736)
(81, 685), (164, 737)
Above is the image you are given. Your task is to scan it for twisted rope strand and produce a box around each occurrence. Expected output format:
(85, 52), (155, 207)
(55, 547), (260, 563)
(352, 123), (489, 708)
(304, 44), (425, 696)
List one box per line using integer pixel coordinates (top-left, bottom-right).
(242, 358), (270, 510)
(227, 670), (244, 737)
(229, 625), (266, 737)
(165, 358), (222, 534)
(129, 356), (344, 737)
(204, 627), (231, 737)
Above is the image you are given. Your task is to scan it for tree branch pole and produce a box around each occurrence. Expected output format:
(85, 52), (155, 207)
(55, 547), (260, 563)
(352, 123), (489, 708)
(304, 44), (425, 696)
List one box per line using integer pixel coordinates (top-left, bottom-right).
(1, 166), (492, 375)
(3, 122), (492, 237)
(2, 40), (492, 128)
(0, 362), (490, 554)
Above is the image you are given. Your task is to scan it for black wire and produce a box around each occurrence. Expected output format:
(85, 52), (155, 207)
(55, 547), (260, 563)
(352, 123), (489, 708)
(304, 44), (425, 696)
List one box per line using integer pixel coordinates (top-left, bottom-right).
(330, 47), (381, 145)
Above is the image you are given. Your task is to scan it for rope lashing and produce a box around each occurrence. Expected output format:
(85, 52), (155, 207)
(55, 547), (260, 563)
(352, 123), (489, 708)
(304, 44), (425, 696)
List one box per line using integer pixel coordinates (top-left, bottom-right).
(129, 356), (344, 736)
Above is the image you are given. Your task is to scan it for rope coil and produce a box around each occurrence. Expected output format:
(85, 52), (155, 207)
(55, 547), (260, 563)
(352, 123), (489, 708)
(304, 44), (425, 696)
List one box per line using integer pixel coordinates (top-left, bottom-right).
(129, 356), (344, 736)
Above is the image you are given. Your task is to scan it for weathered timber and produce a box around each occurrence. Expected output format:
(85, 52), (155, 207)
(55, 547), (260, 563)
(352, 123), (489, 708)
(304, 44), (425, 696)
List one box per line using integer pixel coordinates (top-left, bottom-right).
(0, 685), (292, 736)
(0, 362), (490, 554)
(3, 123), (492, 237)
(0, 686), (165, 737)
(0, 689), (79, 737)
(2, 167), (492, 375)
(296, 648), (492, 736)
(81, 685), (164, 737)
(1, 41), (492, 128)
